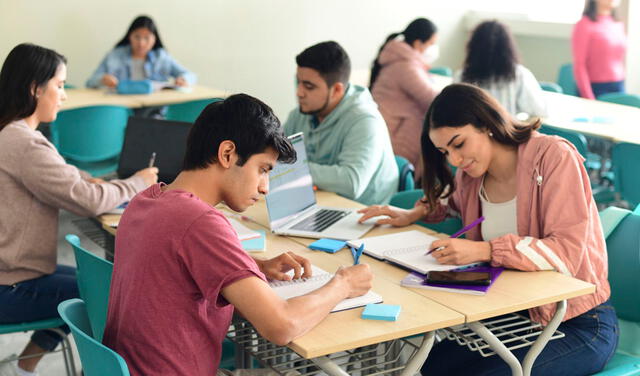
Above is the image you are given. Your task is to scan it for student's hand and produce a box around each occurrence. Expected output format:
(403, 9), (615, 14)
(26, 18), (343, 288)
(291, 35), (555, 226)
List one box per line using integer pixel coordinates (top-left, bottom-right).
(357, 205), (422, 227)
(333, 264), (373, 298)
(430, 238), (492, 265)
(258, 252), (312, 281)
(133, 167), (159, 186)
(86, 177), (106, 184)
(102, 74), (119, 88)
(175, 76), (188, 87)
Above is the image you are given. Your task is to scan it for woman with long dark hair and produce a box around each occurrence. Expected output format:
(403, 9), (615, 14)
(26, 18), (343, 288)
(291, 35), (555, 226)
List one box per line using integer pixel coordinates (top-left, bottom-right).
(572, 0), (626, 99)
(86, 15), (195, 88)
(457, 20), (546, 118)
(0, 43), (157, 375)
(370, 18), (440, 180)
(359, 83), (617, 375)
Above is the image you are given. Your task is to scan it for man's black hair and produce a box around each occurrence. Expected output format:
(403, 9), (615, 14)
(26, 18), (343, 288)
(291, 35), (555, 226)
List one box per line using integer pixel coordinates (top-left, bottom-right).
(296, 41), (351, 87)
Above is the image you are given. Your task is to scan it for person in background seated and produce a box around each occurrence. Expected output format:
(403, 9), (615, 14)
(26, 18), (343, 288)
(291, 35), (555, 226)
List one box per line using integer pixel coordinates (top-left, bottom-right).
(456, 20), (547, 119)
(103, 94), (373, 376)
(0, 43), (157, 376)
(86, 15), (196, 89)
(370, 18), (440, 182)
(359, 83), (617, 375)
(572, 0), (626, 99)
(284, 41), (398, 205)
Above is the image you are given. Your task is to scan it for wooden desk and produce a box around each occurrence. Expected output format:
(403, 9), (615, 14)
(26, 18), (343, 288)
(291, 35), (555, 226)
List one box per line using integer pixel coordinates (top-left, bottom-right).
(62, 85), (228, 111)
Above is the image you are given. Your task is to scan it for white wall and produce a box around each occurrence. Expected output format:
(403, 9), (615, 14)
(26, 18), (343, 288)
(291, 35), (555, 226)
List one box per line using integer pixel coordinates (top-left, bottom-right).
(0, 0), (580, 118)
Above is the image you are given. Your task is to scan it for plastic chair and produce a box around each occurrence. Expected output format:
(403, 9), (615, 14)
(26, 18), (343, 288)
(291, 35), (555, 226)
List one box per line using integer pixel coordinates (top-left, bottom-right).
(539, 81), (563, 93)
(0, 318), (77, 375)
(612, 143), (640, 208)
(65, 234), (113, 343)
(58, 299), (130, 376)
(429, 66), (453, 77)
(165, 98), (223, 123)
(557, 63), (578, 97)
(593, 207), (640, 375)
(51, 105), (132, 176)
(389, 189), (463, 235)
(394, 155), (415, 192)
(598, 93), (640, 109)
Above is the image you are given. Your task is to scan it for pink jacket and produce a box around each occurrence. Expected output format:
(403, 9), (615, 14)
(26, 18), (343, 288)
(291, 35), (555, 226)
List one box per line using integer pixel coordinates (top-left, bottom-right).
(371, 40), (439, 179)
(572, 15), (626, 99)
(422, 132), (610, 325)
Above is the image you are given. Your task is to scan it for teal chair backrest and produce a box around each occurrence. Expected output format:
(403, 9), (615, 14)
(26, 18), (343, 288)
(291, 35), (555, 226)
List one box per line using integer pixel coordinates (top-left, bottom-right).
(612, 143), (640, 208)
(429, 66), (453, 77)
(539, 125), (588, 159)
(51, 105), (132, 162)
(539, 81), (563, 93)
(58, 299), (130, 376)
(598, 93), (640, 108)
(389, 189), (463, 236)
(394, 155), (415, 192)
(165, 98), (223, 123)
(65, 234), (113, 343)
(557, 63), (578, 97)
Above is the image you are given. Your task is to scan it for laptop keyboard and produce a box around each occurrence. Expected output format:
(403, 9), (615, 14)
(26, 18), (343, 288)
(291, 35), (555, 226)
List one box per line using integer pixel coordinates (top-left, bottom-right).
(291, 209), (349, 233)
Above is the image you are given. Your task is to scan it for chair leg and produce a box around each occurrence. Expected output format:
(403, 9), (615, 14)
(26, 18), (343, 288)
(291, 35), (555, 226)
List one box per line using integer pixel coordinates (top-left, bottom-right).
(50, 328), (77, 376)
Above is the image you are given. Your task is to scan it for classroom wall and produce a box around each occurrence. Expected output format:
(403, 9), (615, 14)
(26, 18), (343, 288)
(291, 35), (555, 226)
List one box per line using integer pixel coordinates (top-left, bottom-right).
(0, 0), (580, 118)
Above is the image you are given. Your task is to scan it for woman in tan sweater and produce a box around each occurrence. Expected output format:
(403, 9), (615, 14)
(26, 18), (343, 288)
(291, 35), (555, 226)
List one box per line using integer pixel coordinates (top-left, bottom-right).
(0, 43), (157, 376)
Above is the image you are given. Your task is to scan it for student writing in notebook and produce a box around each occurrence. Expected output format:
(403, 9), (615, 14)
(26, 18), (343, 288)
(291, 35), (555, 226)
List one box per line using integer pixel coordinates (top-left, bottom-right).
(0, 43), (157, 376)
(283, 41), (398, 205)
(358, 84), (617, 375)
(103, 94), (373, 376)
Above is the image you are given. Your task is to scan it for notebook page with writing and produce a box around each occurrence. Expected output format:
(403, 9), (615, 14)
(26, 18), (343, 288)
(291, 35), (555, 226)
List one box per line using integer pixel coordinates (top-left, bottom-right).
(347, 230), (438, 260)
(384, 246), (480, 275)
(269, 265), (382, 312)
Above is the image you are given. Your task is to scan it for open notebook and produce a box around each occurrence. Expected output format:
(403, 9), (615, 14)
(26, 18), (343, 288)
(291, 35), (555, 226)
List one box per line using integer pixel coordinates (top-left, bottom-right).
(348, 230), (480, 275)
(269, 265), (382, 312)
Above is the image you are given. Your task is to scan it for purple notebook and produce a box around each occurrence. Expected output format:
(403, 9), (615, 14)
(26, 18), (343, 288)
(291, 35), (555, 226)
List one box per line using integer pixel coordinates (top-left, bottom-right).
(400, 266), (504, 295)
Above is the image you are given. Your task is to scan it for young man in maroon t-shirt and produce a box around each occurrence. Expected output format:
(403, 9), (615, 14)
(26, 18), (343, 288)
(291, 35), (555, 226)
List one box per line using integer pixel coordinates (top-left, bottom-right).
(103, 94), (373, 376)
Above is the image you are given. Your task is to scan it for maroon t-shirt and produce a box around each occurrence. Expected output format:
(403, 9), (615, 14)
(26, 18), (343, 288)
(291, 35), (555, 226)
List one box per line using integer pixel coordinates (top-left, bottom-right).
(103, 184), (265, 375)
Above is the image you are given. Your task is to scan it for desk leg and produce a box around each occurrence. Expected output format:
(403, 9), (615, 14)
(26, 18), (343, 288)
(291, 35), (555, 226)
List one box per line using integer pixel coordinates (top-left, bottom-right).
(309, 356), (350, 376)
(522, 300), (567, 376)
(399, 331), (435, 376)
(467, 321), (524, 376)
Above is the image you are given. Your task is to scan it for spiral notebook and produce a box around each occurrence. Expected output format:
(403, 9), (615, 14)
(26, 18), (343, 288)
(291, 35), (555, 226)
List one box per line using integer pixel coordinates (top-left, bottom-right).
(347, 230), (480, 275)
(269, 265), (383, 312)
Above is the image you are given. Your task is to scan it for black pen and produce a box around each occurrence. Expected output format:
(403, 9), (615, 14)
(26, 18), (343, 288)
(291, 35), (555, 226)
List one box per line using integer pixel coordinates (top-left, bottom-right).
(148, 152), (156, 168)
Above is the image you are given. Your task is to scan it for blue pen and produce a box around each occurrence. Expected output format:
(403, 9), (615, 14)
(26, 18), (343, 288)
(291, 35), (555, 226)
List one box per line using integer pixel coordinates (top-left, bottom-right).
(351, 243), (365, 265)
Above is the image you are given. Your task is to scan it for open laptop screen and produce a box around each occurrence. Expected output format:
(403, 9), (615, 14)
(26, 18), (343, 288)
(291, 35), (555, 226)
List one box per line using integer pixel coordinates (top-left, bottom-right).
(265, 133), (316, 225)
(117, 117), (192, 184)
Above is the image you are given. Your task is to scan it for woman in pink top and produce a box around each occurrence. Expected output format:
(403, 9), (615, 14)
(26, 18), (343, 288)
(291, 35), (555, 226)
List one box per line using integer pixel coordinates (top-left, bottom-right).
(360, 84), (618, 375)
(370, 18), (440, 182)
(572, 0), (626, 99)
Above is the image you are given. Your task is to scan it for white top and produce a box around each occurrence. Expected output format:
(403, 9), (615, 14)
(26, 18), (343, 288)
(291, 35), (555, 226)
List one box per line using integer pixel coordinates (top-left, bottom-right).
(455, 64), (548, 118)
(130, 58), (146, 81)
(479, 182), (518, 241)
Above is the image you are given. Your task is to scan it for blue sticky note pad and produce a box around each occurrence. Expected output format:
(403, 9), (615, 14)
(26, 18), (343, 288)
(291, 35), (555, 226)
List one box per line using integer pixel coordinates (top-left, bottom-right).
(241, 230), (266, 251)
(308, 238), (346, 253)
(361, 304), (401, 321)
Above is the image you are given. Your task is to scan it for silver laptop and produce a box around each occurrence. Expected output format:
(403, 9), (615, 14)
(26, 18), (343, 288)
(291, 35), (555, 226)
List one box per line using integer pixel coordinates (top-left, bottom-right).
(265, 133), (375, 240)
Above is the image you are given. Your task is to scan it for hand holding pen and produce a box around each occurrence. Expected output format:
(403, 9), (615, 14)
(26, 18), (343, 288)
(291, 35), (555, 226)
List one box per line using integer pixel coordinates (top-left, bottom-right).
(426, 216), (492, 265)
(133, 152), (159, 186)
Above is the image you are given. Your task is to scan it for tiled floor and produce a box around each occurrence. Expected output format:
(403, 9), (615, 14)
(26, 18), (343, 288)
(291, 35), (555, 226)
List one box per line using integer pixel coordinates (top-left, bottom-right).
(1, 210), (106, 376)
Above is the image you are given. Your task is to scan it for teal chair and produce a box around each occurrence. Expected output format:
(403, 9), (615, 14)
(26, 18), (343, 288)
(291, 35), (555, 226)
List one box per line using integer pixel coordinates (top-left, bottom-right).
(557, 63), (578, 97)
(58, 299), (130, 376)
(539, 81), (563, 93)
(65, 234), (113, 342)
(598, 93), (640, 109)
(429, 66), (453, 77)
(389, 189), (462, 235)
(51, 105), (132, 176)
(594, 207), (640, 375)
(0, 318), (77, 375)
(165, 98), (223, 123)
(395, 155), (415, 192)
(612, 143), (640, 208)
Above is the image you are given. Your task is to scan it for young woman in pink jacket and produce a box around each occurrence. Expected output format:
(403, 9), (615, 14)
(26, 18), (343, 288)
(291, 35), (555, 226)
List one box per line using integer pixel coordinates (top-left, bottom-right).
(359, 83), (618, 375)
(370, 18), (440, 182)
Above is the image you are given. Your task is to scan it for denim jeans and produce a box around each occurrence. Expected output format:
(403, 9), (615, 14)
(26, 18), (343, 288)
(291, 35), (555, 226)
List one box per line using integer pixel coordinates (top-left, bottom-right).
(591, 81), (625, 98)
(421, 300), (619, 376)
(0, 265), (79, 351)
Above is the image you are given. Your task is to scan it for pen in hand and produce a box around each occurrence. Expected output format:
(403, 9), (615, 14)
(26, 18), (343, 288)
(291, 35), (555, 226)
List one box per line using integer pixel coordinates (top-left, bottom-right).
(148, 152), (156, 168)
(425, 216), (485, 255)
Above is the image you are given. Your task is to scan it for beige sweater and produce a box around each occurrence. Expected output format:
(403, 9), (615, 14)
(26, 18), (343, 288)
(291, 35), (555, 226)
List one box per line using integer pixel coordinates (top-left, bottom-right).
(0, 120), (146, 285)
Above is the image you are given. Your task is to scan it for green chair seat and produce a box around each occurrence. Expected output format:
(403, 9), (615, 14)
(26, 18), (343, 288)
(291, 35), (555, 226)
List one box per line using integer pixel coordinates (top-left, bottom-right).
(165, 98), (223, 123)
(598, 93), (640, 108)
(539, 81), (563, 93)
(557, 63), (578, 97)
(394, 155), (415, 192)
(429, 66), (453, 77)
